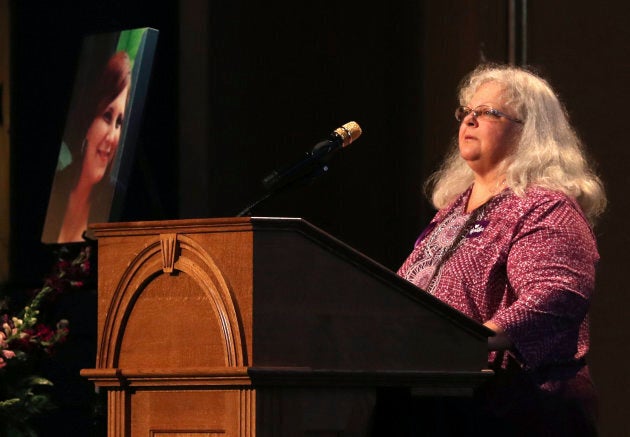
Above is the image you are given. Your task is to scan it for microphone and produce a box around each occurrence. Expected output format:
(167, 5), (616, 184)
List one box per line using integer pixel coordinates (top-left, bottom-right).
(311, 121), (362, 153)
(262, 121), (362, 191)
(236, 121), (362, 217)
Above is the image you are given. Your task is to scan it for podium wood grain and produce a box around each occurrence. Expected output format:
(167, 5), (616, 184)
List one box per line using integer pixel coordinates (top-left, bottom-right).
(81, 217), (492, 436)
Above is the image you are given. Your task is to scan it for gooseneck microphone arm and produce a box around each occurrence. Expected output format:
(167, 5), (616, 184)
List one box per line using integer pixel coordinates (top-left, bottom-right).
(236, 121), (362, 217)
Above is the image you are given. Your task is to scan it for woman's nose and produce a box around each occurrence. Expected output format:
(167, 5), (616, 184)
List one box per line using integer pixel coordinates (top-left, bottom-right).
(105, 126), (119, 145)
(465, 113), (479, 126)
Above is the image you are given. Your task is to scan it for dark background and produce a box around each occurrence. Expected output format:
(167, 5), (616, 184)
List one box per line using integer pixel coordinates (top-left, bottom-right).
(6, 1), (630, 435)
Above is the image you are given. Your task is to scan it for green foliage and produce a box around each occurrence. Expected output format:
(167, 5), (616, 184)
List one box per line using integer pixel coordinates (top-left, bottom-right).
(0, 246), (92, 436)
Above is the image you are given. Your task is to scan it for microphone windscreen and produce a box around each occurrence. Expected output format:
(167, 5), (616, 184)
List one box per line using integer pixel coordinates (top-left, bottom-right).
(334, 121), (362, 147)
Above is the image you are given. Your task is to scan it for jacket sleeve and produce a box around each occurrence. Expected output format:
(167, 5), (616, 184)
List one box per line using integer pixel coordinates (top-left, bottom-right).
(490, 197), (599, 369)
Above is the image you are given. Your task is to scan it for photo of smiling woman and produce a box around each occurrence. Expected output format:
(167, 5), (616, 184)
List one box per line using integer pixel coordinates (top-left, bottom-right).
(42, 50), (131, 244)
(42, 28), (158, 245)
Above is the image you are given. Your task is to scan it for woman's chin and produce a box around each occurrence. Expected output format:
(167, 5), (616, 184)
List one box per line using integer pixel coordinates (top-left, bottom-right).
(88, 168), (108, 185)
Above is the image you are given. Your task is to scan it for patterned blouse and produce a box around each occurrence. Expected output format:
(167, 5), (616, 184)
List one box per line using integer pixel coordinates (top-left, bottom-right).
(398, 186), (599, 374)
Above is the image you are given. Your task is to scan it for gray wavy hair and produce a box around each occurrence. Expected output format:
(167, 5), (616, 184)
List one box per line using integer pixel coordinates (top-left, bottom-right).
(426, 63), (606, 224)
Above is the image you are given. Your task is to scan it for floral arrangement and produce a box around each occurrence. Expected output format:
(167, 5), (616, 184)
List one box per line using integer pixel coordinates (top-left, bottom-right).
(0, 245), (92, 436)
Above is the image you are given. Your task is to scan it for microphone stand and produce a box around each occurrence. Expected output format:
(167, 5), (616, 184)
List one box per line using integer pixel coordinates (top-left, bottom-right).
(236, 191), (274, 218)
(236, 141), (341, 217)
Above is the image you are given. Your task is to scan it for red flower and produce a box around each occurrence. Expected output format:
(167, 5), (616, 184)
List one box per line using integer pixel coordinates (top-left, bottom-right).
(32, 324), (55, 343)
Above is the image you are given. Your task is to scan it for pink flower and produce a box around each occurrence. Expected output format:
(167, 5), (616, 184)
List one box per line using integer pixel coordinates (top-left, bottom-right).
(0, 348), (16, 368)
(0, 331), (15, 368)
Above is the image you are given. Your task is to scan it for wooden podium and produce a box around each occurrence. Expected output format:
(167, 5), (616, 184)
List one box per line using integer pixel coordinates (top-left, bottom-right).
(81, 217), (493, 436)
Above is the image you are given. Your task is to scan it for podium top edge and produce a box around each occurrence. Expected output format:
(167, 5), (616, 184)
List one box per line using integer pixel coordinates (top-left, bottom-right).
(88, 216), (308, 236)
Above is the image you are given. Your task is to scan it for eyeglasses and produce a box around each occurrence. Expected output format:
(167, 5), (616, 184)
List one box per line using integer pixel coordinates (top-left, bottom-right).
(455, 105), (523, 124)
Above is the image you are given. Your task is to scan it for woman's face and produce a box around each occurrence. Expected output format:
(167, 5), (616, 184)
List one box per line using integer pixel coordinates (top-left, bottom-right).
(458, 81), (522, 180)
(81, 85), (129, 185)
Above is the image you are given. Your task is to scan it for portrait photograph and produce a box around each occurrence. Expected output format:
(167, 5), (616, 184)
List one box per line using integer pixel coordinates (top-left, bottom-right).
(41, 27), (158, 244)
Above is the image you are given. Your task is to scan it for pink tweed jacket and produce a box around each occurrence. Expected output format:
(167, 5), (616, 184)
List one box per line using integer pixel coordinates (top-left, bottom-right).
(398, 186), (599, 374)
